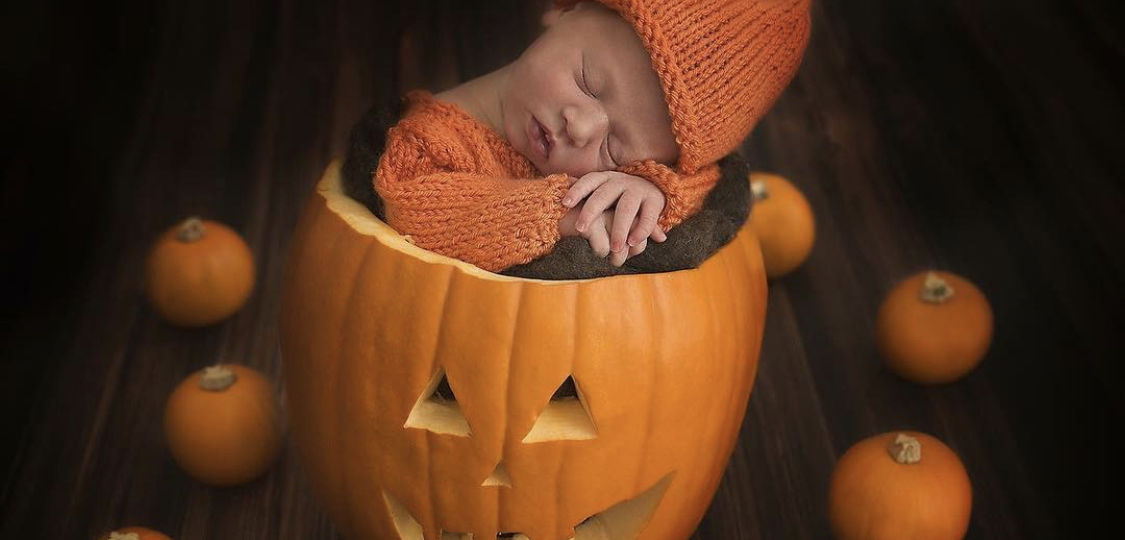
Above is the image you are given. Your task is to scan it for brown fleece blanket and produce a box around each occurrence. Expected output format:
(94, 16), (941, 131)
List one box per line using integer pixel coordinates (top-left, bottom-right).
(342, 100), (752, 280)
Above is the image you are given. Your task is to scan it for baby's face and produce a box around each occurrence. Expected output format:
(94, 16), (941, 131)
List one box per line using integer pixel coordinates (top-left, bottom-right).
(501, 2), (678, 178)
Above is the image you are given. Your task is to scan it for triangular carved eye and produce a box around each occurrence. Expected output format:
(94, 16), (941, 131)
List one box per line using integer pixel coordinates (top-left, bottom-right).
(523, 376), (597, 443)
(405, 368), (471, 436)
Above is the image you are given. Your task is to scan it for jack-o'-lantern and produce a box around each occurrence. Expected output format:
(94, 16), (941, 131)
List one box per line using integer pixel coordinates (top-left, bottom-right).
(279, 162), (769, 539)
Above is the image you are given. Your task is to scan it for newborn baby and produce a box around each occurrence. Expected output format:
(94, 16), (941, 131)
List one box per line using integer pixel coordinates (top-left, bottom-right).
(349, 0), (810, 276)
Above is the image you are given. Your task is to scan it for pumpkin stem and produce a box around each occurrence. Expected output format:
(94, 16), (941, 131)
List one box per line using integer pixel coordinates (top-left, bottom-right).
(108, 533), (140, 540)
(887, 433), (922, 464)
(750, 180), (770, 201)
(919, 272), (955, 304)
(177, 216), (206, 243)
(199, 364), (238, 392)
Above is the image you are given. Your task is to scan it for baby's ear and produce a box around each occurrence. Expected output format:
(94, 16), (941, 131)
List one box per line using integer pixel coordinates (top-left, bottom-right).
(541, 8), (562, 28)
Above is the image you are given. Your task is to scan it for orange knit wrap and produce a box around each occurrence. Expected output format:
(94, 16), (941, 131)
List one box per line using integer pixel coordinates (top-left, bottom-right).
(555, 0), (812, 174)
(374, 91), (718, 272)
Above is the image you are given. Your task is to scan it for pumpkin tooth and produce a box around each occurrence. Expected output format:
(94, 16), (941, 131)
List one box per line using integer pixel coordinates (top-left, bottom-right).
(441, 532), (474, 540)
(382, 491), (423, 540)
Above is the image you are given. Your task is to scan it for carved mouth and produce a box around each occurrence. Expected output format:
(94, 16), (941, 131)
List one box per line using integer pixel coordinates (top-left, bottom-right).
(382, 473), (672, 539)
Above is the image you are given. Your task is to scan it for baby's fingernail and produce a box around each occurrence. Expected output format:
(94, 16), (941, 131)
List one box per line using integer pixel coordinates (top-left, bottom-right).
(562, 198), (573, 206)
(627, 238), (637, 246)
(576, 222), (586, 232)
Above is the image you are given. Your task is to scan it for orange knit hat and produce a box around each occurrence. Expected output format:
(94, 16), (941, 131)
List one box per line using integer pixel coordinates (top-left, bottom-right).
(554, 0), (811, 174)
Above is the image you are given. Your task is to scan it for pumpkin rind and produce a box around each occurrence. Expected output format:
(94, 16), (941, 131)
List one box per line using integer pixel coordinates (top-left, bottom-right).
(280, 162), (769, 539)
(163, 364), (281, 487)
(875, 271), (993, 384)
(746, 172), (816, 278)
(828, 431), (973, 540)
(145, 218), (255, 327)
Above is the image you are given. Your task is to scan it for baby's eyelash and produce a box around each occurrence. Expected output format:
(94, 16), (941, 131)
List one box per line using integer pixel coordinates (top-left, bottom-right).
(580, 56), (596, 98)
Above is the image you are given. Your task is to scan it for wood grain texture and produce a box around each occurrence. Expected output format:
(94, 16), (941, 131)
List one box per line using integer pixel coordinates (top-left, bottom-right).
(2, 0), (1122, 538)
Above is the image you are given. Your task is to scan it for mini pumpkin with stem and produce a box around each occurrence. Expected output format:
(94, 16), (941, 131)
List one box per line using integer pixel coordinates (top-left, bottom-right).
(829, 431), (972, 540)
(745, 172), (816, 278)
(97, 526), (172, 540)
(163, 363), (282, 487)
(875, 270), (993, 384)
(145, 216), (255, 327)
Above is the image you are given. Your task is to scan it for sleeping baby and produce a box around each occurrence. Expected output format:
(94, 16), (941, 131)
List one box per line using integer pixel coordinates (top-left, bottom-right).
(344, 0), (810, 278)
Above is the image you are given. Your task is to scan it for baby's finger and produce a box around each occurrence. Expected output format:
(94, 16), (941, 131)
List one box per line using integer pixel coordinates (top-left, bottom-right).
(627, 237), (648, 259)
(609, 244), (629, 267)
(586, 217), (612, 258)
(628, 197), (662, 246)
(611, 191), (644, 252)
(650, 225), (667, 243)
(589, 232), (612, 259)
(576, 183), (625, 233)
(562, 172), (611, 208)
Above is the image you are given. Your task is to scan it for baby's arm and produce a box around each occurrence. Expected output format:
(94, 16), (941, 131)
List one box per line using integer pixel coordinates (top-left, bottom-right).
(376, 168), (572, 272)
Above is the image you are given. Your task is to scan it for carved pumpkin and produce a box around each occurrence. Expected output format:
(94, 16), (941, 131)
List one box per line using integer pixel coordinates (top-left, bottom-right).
(745, 172), (815, 278)
(279, 163), (769, 539)
(875, 271), (993, 384)
(828, 431), (972, 540)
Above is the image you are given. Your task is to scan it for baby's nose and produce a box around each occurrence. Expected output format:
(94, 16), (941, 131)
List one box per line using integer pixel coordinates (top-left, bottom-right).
(563, 104), (608, 147)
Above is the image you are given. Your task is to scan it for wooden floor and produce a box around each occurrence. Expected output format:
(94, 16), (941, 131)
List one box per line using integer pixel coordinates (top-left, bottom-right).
(2, 0), (1122, 538)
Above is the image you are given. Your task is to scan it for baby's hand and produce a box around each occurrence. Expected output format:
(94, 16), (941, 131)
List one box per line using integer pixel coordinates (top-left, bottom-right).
(560, 207), (649, 267)
(562, 171), (668, 253)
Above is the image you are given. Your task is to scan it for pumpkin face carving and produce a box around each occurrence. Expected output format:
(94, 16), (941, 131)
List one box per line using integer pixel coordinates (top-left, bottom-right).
(280, 163), (769, 539)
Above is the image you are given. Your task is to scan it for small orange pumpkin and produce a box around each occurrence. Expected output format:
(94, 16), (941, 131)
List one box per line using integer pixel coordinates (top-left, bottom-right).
(163, 364), (281, 486)
(875, 271), (993, 384)
(97, 526), (172, 540)
(829, 431), (972, 540)
(745, 172), (816, 278)
(145, 217), (255, 327)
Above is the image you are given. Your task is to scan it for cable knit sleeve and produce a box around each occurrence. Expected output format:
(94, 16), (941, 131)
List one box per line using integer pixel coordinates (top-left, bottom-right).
(617, 160), (722, 231)
(374, 129), (572, 272)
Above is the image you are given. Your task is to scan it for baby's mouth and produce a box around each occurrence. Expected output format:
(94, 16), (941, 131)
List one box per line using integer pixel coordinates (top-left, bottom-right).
(532, 116), (553, 161)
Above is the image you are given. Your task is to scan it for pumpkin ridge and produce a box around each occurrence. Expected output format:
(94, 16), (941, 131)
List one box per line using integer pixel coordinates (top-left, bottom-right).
(556, 284), (581, 538)
(695, 257), (737, 524)
(425, 264), (458, 534)
(496, 280), (525, 530)
(336, 237), (378, 536)
(635, 277), (661, 526)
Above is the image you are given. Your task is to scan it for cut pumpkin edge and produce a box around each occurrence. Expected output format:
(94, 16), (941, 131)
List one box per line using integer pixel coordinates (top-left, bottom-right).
(315, 159), (756, 285)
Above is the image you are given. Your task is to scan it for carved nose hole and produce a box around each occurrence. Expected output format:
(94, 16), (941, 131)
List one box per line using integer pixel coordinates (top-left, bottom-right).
(482, 461), (511, 487)
(405, 367), (471, 436)
(523, 375), (597, 443)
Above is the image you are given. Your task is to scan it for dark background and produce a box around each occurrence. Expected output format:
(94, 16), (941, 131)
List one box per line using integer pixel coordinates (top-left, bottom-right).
(2, 0), (1123, 538)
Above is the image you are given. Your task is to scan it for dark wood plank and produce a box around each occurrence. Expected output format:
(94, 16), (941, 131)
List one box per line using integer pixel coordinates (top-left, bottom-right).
(2, 0), (1122, 538)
